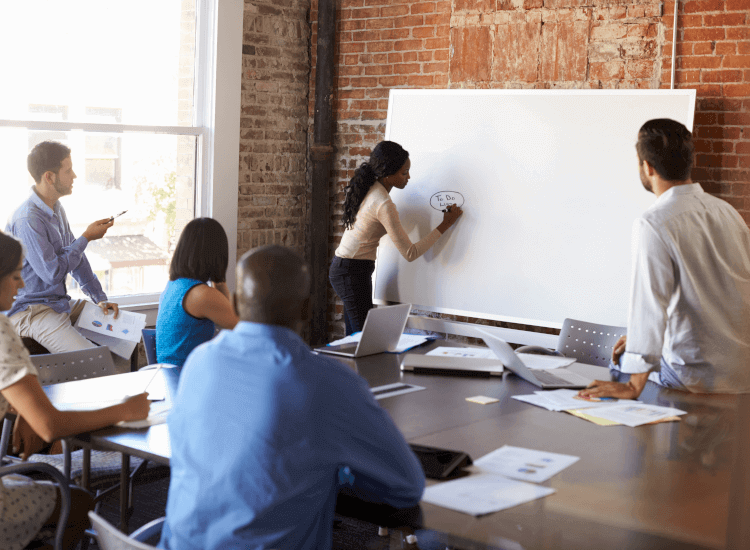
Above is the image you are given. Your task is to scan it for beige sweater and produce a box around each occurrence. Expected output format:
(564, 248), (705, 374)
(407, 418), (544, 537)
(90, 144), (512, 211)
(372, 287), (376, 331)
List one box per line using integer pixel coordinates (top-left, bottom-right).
(335, 182), (441, 262)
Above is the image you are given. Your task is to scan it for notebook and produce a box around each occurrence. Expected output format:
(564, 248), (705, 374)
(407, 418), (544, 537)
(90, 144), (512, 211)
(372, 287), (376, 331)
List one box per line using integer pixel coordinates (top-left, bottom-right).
(476, 329), (593, 389)
(315, 304), (411, 358)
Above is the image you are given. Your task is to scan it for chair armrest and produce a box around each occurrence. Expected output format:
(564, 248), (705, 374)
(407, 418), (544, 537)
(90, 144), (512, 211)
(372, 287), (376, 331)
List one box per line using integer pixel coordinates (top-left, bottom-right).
(130, 516), (165, 542)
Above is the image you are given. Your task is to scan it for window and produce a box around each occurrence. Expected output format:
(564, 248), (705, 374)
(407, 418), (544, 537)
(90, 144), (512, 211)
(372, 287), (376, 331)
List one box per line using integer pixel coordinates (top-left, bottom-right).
(0, 0), (241, 313)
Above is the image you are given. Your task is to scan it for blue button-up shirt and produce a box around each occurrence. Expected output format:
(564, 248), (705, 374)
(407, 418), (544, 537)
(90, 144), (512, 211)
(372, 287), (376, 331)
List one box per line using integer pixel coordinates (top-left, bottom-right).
(159, 322), (425, 550)
(6, 188), (106, 316)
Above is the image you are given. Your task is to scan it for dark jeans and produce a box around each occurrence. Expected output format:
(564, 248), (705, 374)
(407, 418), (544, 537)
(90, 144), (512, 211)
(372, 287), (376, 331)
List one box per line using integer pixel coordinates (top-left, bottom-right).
(329, 256), (376, 336)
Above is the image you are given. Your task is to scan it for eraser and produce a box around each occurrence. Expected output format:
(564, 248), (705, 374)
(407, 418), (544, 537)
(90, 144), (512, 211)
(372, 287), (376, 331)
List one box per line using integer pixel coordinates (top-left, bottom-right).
(466, 395), (499, 405)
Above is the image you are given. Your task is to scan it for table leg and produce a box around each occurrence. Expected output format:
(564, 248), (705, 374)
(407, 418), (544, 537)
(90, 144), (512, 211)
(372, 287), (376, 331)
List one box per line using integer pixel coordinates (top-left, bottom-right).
(120, 453), (130, 533)
(82, 447), (91, 492)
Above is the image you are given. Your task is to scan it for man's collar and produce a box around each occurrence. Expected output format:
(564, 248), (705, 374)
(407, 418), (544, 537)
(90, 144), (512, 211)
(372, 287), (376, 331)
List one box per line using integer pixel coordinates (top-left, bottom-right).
(29, 187), (57, 217)
(655, 182), (703, 203)
(234, 321), (304, 344)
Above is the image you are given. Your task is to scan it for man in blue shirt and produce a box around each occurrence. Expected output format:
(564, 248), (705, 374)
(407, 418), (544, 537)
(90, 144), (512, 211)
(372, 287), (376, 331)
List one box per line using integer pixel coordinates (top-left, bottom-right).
(6, 141), (119, 353)
(160, 245), (425, 550)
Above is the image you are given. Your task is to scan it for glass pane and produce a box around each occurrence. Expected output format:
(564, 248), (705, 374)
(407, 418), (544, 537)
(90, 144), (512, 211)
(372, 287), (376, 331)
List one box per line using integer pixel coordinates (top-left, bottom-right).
(0, 128), (196, 299)
(0, 0), (196, 127)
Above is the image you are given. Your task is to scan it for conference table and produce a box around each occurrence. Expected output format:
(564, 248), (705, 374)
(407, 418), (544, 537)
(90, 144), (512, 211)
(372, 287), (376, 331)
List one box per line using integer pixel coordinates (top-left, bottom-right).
(44, 341), (750, 549)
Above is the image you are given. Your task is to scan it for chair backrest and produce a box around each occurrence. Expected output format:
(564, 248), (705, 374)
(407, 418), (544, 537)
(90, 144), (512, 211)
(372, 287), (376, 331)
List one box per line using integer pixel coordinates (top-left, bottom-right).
(556, 318), (626, 368)
(142, 329), (157, 366)
(31, 346), (117, 386)
(1, 462), (71, 550)
(89, 511), (158, 550)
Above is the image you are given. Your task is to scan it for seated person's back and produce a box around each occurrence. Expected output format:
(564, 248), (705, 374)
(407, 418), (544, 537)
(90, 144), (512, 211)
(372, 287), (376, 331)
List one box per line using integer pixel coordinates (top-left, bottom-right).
(159, 245), (424, 550)
(156, 218), (238, 367)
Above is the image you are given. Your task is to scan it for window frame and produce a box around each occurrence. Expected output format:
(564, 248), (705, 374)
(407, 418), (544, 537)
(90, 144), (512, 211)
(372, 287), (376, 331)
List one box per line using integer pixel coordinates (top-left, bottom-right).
(0, 0), (242, 322)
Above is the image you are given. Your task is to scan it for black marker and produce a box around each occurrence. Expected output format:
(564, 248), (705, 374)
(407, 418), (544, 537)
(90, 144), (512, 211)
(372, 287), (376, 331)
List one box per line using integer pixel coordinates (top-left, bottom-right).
(442, 204), (453, 213)
(109, 210), (128, 222)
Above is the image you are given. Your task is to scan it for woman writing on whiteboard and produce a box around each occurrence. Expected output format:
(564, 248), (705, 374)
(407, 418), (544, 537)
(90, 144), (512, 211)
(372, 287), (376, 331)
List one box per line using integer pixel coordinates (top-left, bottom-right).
(330, 141), (463, 335)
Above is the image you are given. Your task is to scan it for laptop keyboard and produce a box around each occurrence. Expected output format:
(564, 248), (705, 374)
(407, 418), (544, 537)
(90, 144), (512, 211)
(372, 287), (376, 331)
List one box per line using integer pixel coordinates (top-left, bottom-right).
(533, 369), (589, 386)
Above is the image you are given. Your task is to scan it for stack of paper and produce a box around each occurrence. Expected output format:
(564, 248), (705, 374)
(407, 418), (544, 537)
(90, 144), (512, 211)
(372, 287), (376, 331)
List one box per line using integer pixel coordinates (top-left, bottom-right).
(326, 332), (432, 353)
(422, 445), (579, 516)
(75, 302), (147, 358)
(581, 403), (686, 427)
(511, 389), (640, 412)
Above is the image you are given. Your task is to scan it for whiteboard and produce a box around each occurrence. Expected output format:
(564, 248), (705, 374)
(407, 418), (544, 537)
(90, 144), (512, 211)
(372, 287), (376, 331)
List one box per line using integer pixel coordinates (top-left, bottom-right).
(373, 89), (696, 329)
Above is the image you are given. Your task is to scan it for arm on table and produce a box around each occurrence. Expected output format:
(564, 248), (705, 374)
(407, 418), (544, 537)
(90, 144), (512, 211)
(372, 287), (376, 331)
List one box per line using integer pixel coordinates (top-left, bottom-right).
(2, 375), (149, 459)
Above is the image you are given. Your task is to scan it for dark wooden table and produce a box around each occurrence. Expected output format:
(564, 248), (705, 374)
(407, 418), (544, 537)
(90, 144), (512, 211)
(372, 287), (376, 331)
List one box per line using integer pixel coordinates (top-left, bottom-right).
(46, 342), (750, 548)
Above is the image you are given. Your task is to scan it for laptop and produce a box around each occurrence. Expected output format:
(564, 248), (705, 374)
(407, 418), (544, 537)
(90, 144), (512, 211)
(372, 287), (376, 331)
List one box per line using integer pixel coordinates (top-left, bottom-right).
(476, 329), (593, 389)
(315, 304), (411, 358)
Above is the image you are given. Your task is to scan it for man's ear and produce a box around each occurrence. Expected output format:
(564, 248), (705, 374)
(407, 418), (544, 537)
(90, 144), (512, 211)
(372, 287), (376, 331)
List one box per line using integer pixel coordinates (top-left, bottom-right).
(642, 160), (656, 176)
(43, 170), (54, 185)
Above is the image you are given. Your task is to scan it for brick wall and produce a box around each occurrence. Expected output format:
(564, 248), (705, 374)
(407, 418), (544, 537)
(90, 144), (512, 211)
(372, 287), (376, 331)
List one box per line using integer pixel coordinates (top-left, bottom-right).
(238, 1), (311, 260)
(303, 0), (750, 338)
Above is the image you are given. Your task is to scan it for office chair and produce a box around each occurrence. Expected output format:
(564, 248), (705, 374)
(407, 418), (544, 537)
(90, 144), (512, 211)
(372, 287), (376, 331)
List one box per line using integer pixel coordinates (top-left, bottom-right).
(0, 462), (71, 550)
(89, 511), (164, 550)
(517, 318), (626, 368)
(141, 329), (157, 366)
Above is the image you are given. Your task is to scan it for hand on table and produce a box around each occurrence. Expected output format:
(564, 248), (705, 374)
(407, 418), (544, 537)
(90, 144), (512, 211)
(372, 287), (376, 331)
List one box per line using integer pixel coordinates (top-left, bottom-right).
(577, 371), (649, 400)
(121, 393), (150, 422)
(98, 301), (120, 319)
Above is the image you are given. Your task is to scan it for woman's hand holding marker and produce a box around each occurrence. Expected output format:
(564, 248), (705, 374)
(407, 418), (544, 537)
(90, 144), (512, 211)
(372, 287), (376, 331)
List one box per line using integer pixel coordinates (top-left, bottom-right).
(438, 203), (463, 234)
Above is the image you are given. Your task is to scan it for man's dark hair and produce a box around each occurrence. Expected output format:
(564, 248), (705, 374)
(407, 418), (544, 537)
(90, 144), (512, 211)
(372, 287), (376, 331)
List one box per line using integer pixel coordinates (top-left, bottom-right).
(636, 119), (694, 181)
(0, 233), (24, 280)
(27, 141), (72, 183)
(169, 218), (229, 283)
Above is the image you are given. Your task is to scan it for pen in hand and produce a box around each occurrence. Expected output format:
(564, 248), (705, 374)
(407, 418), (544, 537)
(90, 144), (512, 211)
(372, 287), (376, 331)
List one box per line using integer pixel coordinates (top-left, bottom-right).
(109, 210), (128, 222)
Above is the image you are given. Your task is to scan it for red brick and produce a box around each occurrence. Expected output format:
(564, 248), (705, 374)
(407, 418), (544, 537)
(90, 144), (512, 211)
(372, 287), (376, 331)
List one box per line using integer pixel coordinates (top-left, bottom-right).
(352, 29), (381, 42)
(455, 0), (493, 9)
(382, 4), (409, 16)
(407, 74), (435, 86)
(727, 28), (750, 40)
(723, 55), (750, 67)
(693, 138), (713, 152)
(366, 41), (394, 52)
(338, 89), (365, 100)
(423, 61), (449, 72)
(540, 21), (588, 81)
(393, 63), (421, 74)
(360, 110), (388, 119)
(738, 142), (750, 154)
(694, 84), (723, 96)
(364, 65), (393, 75)
(387, 52), (403, 63)
(394, 39), (423, 50)
(698, 97), (744, 110)
(380, 28), (411, 39)
(680, 15), (705, 28)
(693, 42), (714, 55)
(704, 13), (746, 26)
(683, 28), (726, 41)
(424, 14), (450, 26)
(340, 19), (366, 31)
(719, 112), (750, 125)
(626, 24), (658, 39)
(726, 0), (750, 9)
(350, 7), (380, 19)
(679, 56), (722, 69)
(621, 39), (658, 59)
(377, 75), (408, 86)
(394, 15), (425, 27)
(683, 0), (726, 13)
(418, 51), (434, 61)
(702, 69), (744, 82)
(712, 141), (735, 153)
(716, 42), (737, 55)
(366, 18), (393, 30)
(725, 83), (750, 96)
(348, 76), (378, 87)
(590, 23), (628, 41)
(739, 156), (750, 169)
(434, 50), (449, 61)
(697, 126), (742, 139)
(350, 100), (379, 110)
(411, 3), (437, 14)
(412, 26), (435, 38)
(493, 21), (541, 83)
(450, 26), (492, 81)
(339, 42), (366, 54)
(403, 51), (419, 62)
(676, 69), (701, 82)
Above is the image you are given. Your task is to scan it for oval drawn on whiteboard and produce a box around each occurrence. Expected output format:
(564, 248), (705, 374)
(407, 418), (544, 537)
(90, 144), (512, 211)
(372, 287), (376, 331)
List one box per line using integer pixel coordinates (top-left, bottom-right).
(429, 191), (465, 211)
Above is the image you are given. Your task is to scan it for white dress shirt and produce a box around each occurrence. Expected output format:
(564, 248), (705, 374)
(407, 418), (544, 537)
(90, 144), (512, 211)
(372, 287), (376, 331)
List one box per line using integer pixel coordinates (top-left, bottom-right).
(621, 183), (750, 392)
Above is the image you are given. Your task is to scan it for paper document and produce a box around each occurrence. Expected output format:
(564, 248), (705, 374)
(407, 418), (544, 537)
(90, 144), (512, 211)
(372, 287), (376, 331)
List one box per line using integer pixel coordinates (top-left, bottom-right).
(511, 389), (639, 412)
(327, 333), (431, 353)
(426, 346), (497, 359)
(583, 403), (686, 427)
(474, 445), (579, 483)
(75, 302), (147, 358)
(517, 354), (576, 369)
(48, 370), (166, 408)
(118, 408), (170, 429)
(422, 472), (555, 516)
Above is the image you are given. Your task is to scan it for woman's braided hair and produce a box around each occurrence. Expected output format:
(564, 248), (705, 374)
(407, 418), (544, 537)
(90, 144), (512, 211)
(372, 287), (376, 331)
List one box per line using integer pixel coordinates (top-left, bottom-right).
(342, 141), (409, 230)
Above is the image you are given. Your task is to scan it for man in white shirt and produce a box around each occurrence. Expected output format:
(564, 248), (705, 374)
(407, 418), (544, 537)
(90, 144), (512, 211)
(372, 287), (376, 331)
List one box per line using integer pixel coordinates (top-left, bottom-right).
(580, 118), (750, 399)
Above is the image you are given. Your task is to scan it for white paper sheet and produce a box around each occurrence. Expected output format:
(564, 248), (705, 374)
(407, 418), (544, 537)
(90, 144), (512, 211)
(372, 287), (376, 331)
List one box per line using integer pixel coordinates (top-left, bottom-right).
(327, 333), (431, 353)
(118, 408), (170, 429)
(511, 390), (639, 412)
(474, 446), (580, 483)
(583, 403), (687, 427)
(517, 354), (576, 370)
(75, 302), (146, 342)
(422, 472), (555, 516)
(77, 328), (138, 359)
(426, 346), (497, 359)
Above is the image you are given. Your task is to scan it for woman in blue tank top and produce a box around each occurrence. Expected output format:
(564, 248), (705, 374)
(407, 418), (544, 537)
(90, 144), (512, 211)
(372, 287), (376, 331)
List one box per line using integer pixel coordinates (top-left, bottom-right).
(156, 218), (239, 367)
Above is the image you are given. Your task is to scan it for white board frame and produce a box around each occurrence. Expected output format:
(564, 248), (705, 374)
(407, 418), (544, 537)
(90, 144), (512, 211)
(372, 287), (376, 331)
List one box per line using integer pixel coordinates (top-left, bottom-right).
(374, 89), (697, 331)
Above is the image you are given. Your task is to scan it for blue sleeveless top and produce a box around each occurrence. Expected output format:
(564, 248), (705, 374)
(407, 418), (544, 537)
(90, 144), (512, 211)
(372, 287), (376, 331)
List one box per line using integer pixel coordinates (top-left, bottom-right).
(156, 278), (215, 367)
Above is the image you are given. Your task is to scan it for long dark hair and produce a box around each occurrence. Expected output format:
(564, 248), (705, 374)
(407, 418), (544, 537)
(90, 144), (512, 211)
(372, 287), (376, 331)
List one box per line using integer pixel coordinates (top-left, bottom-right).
(169, 218), (229, 283)
(0, 233), (24, 280)
(342, 141), (409, 230)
